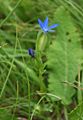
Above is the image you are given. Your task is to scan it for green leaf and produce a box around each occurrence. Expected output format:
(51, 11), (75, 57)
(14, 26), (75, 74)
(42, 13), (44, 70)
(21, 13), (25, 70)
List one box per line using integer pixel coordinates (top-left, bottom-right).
(47, 6), (81, 105)
(69, 102), (83, 120)
(0, 109), (17, 120)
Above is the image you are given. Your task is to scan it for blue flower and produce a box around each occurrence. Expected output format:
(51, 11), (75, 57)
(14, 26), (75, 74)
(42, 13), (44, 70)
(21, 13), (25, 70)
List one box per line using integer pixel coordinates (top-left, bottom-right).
(38, 17), (58, 33)
(28, 48), (35, 57)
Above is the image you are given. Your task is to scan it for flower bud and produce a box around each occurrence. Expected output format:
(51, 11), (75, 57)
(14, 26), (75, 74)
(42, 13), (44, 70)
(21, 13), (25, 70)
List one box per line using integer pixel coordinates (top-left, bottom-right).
(36, 31), (48, 52)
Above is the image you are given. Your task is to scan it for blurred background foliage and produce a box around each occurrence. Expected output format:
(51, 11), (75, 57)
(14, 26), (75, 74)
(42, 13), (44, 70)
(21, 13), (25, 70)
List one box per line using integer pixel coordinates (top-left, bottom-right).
(0, 0), (83, 120)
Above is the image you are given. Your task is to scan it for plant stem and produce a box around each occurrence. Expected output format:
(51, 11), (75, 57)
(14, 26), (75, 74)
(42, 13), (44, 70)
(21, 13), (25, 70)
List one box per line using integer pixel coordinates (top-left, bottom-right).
(55, 104), (61, 120)
(64, 106), (68, 120)
(77, 65), (82, 104)
(35, 51), (46, 92)
(39, 68), (46, 92)
(11, 80), (19, 120)
(17, 34), (31, 120)
(31, 95), (45, 120)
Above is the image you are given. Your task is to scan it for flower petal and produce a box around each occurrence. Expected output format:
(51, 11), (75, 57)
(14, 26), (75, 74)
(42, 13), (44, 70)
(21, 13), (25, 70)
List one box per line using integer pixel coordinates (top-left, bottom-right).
(38, 18), (44, 30)
(48, 24), (59, 30)
(48, 30), (55, 32)
(43, 17), (48, 28)
(28, 48), (35, 57)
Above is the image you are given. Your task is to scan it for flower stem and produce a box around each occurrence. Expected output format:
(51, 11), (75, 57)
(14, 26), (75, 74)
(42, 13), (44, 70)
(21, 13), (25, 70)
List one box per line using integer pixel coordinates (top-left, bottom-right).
(77, 65), (82, 104)
(64, 106), (68, 120)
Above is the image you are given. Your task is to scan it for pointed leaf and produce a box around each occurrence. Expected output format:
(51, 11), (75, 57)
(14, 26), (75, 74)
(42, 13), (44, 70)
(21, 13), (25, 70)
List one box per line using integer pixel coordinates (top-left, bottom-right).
(47, 6), (81, 105)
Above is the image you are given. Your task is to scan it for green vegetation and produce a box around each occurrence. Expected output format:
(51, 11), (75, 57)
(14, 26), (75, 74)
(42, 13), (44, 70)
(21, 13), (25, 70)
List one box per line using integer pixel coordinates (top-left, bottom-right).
(0, 0), (83, 120)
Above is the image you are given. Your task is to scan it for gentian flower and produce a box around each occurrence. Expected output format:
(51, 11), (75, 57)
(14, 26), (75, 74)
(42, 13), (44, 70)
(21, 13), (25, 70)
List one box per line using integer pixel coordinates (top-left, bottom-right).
(38, 17), (58, 33)
(28, 48), (35, 57)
